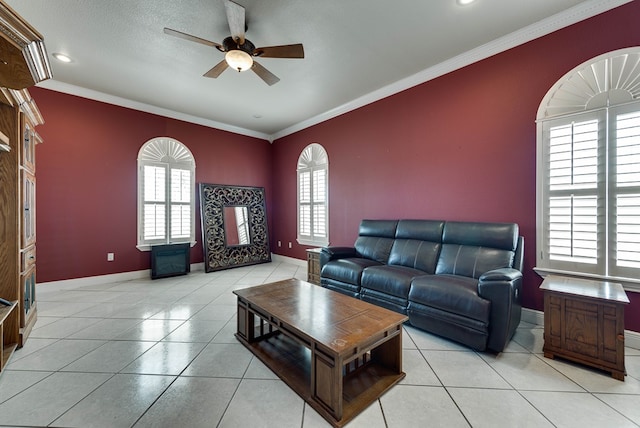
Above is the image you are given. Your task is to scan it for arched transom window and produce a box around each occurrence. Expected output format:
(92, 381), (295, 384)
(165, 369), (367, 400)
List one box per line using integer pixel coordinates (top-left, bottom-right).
(297, 143), (329, 247)
(536, 47), (640, 288)
(137, 137), (196, 249)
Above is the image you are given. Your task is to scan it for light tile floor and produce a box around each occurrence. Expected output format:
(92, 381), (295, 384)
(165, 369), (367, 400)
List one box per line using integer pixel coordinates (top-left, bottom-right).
(1, 262), (639, 428)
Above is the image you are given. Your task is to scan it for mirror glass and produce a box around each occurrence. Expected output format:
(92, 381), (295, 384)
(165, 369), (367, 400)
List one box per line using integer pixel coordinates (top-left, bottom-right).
(224, 206), (250, 246)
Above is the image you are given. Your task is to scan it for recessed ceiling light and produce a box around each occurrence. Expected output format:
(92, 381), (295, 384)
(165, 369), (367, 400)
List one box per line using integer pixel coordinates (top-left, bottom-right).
(457, 0), (476, 5)
(52, 53), (73, 63)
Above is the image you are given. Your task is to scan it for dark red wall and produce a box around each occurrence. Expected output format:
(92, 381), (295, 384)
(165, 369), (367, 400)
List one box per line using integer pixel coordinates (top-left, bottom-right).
(270, 1), (640, 331)
(31, 87), (271, 282)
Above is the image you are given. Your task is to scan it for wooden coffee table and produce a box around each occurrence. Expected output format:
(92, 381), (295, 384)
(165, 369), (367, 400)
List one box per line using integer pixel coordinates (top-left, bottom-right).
(233, 278), (408, 427)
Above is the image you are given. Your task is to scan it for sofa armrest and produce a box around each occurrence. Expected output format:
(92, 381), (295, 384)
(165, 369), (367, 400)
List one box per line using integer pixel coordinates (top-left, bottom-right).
(477, 268), (523, 352)
(479, 268), (521, 282)
(320, 246), (358, 269)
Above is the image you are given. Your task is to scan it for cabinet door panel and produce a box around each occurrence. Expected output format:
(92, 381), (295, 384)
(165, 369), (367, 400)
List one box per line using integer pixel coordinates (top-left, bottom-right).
(21, 119), (36, 172)
(21, 267), (36, 321)
(564, 307), (599, 358)
(21, 170), (36, 248)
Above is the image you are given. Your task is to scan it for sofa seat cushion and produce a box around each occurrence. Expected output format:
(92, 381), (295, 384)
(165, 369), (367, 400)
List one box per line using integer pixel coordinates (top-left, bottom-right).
(409, 274), (490, 324)
(360, 289), (409, 314)
(321, 258), (382, 285)
(361, 265), (426, 298)
(407, 302), (489, 351)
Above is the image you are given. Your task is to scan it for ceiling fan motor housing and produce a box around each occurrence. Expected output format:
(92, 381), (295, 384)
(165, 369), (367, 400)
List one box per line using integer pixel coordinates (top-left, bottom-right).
(219, 36), (256, 55)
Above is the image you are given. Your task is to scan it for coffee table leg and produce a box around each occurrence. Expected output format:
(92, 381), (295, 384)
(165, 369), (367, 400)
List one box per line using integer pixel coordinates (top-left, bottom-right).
(312, 346), (342, 421)
(236, 298), (256, 342)
(371, 330), (402, 373)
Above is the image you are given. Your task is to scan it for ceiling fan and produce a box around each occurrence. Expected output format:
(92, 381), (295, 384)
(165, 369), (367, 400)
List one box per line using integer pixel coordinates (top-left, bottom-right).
(164, 0), (304, 86)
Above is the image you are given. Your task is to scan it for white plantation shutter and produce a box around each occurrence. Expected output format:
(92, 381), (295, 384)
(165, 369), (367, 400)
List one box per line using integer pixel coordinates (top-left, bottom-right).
(547, 196), (598, 264)
(312, 169), (327, 238)
(297, 144), (328, 246)
(542, 113), (604, 274)
(610, 106), (640, 277)
(299, 205), (311, 236)
(143, 165), (166, 240)
(137, 138), (195, 248)
(170, 168), (191, 239)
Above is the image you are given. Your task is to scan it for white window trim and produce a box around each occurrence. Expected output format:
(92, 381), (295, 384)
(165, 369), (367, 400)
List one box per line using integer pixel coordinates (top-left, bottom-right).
(535, 48), (640, 292)
(297, 143), (329, 247)
(137, 137), (196, 251)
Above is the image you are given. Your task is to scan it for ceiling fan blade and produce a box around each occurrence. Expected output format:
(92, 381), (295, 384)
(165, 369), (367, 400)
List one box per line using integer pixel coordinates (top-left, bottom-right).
(164, 27), (221, 49)
(254, 44), (304, 59)
(251, 61), (280, 86)
(225, 0), (246, 45)
(203, 60), (229, 78)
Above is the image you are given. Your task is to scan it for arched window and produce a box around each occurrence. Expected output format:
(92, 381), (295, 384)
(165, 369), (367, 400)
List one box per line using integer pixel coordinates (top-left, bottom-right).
(297, 143), (329, 246)
(536, 47), (640, 287)
(137, 137), (196, 249)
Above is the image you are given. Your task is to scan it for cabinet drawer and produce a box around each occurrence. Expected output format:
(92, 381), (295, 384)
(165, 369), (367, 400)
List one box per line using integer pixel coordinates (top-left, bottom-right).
(21, 246), (36, 273)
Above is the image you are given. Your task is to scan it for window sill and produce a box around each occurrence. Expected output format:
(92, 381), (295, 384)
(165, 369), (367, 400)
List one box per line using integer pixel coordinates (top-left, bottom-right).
(533, 267), (640, 294)
(137, 241), (196, 252)
(297, 238), (329, 247)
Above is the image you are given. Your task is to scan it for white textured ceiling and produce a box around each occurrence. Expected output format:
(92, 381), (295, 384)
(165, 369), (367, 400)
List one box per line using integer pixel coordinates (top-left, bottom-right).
(5, 0), (631, 140)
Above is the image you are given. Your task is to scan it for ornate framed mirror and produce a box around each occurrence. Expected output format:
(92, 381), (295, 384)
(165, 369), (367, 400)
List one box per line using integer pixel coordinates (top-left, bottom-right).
(199, 183), (270, 272)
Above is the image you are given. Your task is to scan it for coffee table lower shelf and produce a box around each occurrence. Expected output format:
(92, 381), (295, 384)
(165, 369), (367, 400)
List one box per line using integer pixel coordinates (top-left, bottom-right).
(235, 331), (404, 427)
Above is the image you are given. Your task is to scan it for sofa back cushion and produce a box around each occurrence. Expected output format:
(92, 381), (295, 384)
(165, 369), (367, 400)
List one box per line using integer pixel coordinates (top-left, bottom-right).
(388, 220), (444, 273)
(354, 220), (398, 263)
(436, 221), (518, 279)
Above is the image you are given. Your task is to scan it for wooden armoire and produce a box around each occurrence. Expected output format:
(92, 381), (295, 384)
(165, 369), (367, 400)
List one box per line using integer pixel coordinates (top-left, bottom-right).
(0, 0), (51, 374)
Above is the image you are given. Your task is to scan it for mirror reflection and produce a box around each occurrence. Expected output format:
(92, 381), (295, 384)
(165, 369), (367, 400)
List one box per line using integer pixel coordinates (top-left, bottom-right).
(224, 206), (250, 246)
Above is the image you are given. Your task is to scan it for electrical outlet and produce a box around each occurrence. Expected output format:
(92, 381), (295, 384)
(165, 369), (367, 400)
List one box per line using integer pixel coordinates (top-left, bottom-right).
(107, 252), (114, 261)
(278, 240), (281, 247)
(288, 242), (292, 248)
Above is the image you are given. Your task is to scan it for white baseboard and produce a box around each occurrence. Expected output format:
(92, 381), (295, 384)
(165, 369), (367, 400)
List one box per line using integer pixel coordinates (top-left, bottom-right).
(36, 255), (304, 291)
(522, 308), (640, 350)
(37, 262), (205, 291)
(270, 253), (307, 267)
(521, 307), (546, 326)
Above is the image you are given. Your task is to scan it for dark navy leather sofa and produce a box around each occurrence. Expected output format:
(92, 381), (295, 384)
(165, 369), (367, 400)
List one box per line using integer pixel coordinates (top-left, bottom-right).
(320, 219), (524, 352)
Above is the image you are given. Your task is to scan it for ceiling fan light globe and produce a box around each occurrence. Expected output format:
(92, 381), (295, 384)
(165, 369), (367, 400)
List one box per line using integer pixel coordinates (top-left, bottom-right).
(225, 49), (253, 72)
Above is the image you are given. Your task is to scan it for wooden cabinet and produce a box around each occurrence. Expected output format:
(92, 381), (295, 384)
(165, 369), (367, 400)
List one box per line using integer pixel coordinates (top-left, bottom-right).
(306, 248), (322, 285)
(19, 117), (39, 344)
(541, 275), (629, 381)
(0, 1), (49, 375)
(0, 90), (43, 351)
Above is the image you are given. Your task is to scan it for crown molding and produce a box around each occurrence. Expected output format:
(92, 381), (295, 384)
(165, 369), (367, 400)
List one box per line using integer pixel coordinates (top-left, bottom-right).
(270, 0), (634, 141)
(35, 79), (272, 142)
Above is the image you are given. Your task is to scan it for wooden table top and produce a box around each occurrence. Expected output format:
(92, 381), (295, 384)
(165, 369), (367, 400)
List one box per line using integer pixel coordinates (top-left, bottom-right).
(233, 278), (408, 355)
(540, 275), (630, 304)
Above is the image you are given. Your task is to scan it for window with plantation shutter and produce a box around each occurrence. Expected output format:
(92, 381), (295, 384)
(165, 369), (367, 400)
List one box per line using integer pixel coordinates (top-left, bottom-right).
(537, 48), (640, 289)
(541, 113), (604, 274)
(297, 143), (328, 246)
(137, 137), (195, 249)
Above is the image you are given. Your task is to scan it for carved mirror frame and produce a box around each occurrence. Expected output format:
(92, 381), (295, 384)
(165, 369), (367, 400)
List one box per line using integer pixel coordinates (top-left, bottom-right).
(199, 183), (271, 272)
